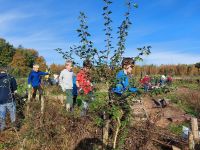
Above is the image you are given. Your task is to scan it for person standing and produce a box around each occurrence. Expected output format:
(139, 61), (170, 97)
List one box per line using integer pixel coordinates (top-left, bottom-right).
(72, 75), (78, 108)
(76, 60), (94, 114)
(0, 67), (17, 131)
(59, 61), (74, 111)
(76, 60), (93, 96)
(28, 64), (49, 101)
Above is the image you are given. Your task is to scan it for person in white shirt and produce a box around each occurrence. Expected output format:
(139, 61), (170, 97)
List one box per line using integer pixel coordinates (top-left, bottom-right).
(59, 61), (74, 111)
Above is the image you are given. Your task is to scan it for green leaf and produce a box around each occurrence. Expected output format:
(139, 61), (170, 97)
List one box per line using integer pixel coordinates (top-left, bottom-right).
(133, 3), (138, 8)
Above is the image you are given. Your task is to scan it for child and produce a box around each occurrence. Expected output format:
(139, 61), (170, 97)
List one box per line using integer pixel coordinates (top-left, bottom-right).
(59, 61), (74, 111)
(0, 67), (17, 131)
(112, 57), (138, 121)
(112, 57), (137, 95)
(72, 75), (78, 108)
(76, 60), (93, 114)
(76, 60), (93, 96)
(28, 64), (49, 101)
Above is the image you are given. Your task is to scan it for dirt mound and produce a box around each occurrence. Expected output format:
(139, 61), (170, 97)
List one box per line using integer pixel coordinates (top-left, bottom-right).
(142, 96), (189, 128)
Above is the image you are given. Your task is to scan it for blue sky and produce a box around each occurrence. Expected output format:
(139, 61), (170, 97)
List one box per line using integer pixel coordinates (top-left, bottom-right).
(0, 0), (200, 65)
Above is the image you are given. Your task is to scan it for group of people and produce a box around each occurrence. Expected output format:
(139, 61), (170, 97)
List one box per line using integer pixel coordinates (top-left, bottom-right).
(140, 74), (173, 92)
(0, 57), (139, 131)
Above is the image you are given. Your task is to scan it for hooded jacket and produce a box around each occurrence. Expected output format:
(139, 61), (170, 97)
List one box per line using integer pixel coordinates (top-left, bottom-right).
(0, 73), (17, 104)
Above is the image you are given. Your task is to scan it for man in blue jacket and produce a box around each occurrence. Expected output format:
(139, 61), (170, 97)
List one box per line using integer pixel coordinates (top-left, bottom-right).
(28, 64), (48, 101)
(0, 67), (17, 131)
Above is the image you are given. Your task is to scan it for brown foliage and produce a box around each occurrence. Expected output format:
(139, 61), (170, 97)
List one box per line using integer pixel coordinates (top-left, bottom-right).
(10, 51), (29, 76)
(50, 63), (65, 74)
(133, 64), (199, 76)
(35, 56), (47, 71)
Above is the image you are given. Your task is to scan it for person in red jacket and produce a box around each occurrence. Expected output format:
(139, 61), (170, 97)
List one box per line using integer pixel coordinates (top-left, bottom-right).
(141, 75), (151, 92)
(76, 60), (93, 115)
(76, 60), (93, 95)
(166, 75), (173, 85)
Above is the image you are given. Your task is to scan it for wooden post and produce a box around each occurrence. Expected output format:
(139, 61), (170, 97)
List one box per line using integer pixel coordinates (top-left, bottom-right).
(172, 145), (181, 150)
(28, 90), (31, 102)
(191, 117), (199, 142)
(41, 96), (44, 114)
(103, 120), (110, 147)
(103, 111), (110, 149)
(189, 132), (194, 150)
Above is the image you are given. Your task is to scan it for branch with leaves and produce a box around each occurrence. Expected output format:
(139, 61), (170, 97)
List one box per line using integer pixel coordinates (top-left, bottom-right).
(111, 0), (136, 66)
(100, 0), (113, 64)
(75, 12), (97, 63)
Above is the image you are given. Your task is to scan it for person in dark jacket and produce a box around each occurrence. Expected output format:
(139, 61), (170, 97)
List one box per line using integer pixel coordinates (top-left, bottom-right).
(28, 64), (48, 100)
(72, 75), (78, 108)
(0, 67), (17, 131)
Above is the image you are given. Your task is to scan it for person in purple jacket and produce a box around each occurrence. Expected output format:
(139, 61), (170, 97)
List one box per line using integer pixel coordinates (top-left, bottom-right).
(28, 64), (48, 101)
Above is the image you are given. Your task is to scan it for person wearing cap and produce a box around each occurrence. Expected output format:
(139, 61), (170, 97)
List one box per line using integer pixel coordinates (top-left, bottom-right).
(0, 67), (17, 131)
(28, 64), (49, 101)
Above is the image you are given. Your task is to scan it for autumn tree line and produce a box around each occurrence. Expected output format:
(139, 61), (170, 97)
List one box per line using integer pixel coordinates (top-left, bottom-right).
(0, 38), (199, 77)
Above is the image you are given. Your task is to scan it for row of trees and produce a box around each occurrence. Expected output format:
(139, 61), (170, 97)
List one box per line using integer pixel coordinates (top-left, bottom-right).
(135, 64), (200, 76)
(0, 38), (47, 76)
(49, 63), (199, 76)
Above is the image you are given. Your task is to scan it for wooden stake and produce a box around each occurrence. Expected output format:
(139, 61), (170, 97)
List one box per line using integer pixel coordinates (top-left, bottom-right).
(41, 96), (44, 114)
(191, 117), (199, 142)
(172, 145), (181, 150)
(189, 132), (194, 150)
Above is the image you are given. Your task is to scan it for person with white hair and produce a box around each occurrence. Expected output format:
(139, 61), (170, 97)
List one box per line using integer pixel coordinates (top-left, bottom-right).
(160, 75), (167, 86)
(28, 64), (49, 100)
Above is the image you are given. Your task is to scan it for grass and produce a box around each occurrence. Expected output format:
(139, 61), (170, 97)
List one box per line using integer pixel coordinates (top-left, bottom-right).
(8, 77), (199, 149)
(165, 79), (200, 117)
(168, 122), (190, 136)
(173, 79), (200, 91)
(0, 144), (4, 150)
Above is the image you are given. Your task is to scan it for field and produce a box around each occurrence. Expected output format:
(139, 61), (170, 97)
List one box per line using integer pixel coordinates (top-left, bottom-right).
(0, 77), (200, 150)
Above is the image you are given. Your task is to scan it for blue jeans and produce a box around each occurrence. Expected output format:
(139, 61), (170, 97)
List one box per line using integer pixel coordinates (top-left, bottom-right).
(0, 102), (16, 131)
(144, 84), (149, 92)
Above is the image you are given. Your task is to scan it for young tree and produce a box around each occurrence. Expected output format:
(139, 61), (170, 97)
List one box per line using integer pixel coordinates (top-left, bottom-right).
(56, 0), (150, 148)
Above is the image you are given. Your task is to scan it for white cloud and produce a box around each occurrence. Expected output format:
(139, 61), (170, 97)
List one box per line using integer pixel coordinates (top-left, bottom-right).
(137, 51), (200, 65)
(0, 11), (34, 32)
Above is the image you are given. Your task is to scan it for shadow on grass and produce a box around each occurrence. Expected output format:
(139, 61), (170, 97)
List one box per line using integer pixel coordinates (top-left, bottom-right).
(74, 138), (112, 150)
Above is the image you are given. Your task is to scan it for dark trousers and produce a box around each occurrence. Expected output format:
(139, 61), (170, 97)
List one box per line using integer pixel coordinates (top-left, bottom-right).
(32, 85), (43, 100)
(73, 95), (77, 108)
